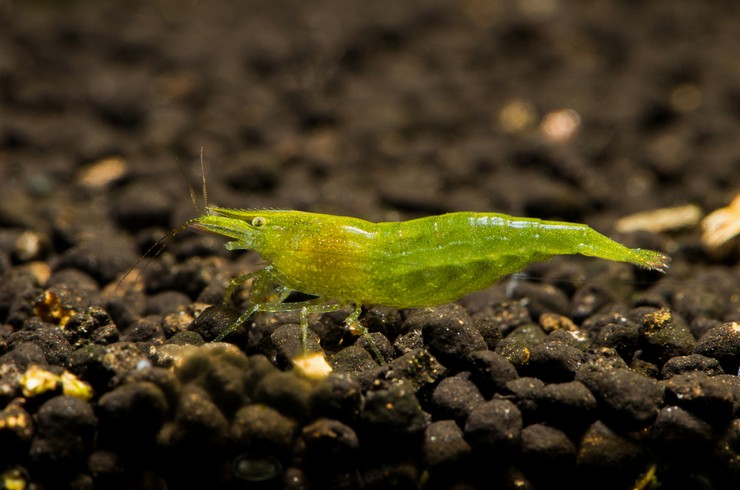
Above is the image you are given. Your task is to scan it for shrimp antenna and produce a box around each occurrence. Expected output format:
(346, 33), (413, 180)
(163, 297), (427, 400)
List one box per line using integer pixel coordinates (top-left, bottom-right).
(176, 154), (202, 214)
(200, 146), (209, 215)
(114, 218), (198, 292)
(178, 147), (209, 214)
(115, 152), (208, 292)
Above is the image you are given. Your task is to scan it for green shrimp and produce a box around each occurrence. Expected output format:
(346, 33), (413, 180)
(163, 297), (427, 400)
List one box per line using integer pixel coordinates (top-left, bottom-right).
(180, 207), (668, 356)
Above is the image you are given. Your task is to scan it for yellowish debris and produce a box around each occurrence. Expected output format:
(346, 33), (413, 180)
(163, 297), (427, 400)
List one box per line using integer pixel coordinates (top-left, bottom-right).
(20, 365), (93, 401)
(1, 467), (27, 490)
(19, 365), (58, 397)
(498, 99), (537, 134)
(33, 290), (77, 327)
(539, 312), (577, 333)
(540, 108), (580, 142)
(78, 156), (128, 189)
(292, 352), (333, 380)
(60, 371), (94, 400)
(701, 194), (740, 252)
(615, 204), (702, 234)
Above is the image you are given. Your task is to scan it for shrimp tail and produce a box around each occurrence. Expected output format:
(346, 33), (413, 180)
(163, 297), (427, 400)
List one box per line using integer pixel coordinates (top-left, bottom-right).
(628, 248), (670, 272)
(573, 227), (670, 272)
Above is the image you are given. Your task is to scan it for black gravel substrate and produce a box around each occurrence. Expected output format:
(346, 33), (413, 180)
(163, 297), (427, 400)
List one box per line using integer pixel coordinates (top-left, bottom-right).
(1, 1), (740, 489)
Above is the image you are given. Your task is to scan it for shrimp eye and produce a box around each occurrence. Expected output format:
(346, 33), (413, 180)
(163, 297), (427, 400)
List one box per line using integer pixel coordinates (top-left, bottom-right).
(251, 216), (268, 228)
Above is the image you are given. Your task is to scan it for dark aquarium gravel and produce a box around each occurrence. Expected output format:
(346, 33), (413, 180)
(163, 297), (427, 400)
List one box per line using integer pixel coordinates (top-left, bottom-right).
(1, 1), (740, 489)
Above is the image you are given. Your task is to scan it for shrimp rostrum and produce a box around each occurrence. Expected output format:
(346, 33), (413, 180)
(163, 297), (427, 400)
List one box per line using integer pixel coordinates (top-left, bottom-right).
(183, 208), (668, 354)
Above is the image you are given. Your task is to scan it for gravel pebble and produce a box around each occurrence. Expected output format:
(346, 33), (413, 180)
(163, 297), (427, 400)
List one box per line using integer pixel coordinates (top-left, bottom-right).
(166, 330), (205, 346)
(715, 418), (740, 483)
(467, 350), (519, 397)
(309, 373), (363, 422)
(54, 237), (138, 285)
(539, 381), (598, 432)
(330, 344), (378, 374)
(576, 366), (663, 430)
(471, 314), (503, 350)
(0, 342), (48, 369)
(639, 308), (696, 366)
(423, 419), (472, 468)
(97, 381), (168, 452)
(8, 322), (73, 366)
(523, 340), (585, 382)
(495, 323), (547, 368)
(629, 358), (661, 378)
(576, 421), (646, 487)
(589, 314), (641, 358)
(392, 328), (424, 354)
(231, 403), (297, 457)
(693, 322), (740, 374)
(144, 290), (191, 316)
(363, 348), (447, 392)
(507, 282), (571, 320)
(410, 305), (487, 368)
(111, 181), (172, 231)
(1, 269), (41, 328)
(87, 450), (125, 486)
(464, 398), (522, 454)
(651, 405), (714, 457)
(232, 452), (285, 483)
(270, 323), (323, 365)
(253, 370), (313, 421)
(663, 371), (735, 425)
(30, 395), (96, 469)
(661, 353), (724, 378)
(362, 306), (404, 341)
(430, 375), (485, 423)
(66, 342), (146, 393)
(118, 366), (180, 412)
(571, 282), (616, 323)
(121, 317), (165, 344)
(468, 300), (531, 337)
(162, 386), (230, 451)
(355, 331), (395, 362)
(502, 377), (546, 424)
(301, 418), (359, 462)
(361, 378), (427, 444)
(187, 305), (243, 342)
(520, 423), (576, 482)
(62, 306), (114, 346)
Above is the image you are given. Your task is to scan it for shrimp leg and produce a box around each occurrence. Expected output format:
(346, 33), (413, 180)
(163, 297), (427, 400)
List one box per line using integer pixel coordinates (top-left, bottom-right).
(217, 268), (384, 362)
(343, 304), (385, 363)
(217, 268), (344, 355)
(216, 268), (290, 341)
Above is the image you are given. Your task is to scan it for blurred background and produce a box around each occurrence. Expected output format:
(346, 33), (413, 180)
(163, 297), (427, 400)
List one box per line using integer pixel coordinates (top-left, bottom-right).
(1, 0), (739, 282)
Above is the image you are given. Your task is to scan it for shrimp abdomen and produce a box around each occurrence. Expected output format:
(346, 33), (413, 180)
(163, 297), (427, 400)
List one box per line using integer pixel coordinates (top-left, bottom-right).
(379, 212), (667, 270)
(357, 212), (667, 306)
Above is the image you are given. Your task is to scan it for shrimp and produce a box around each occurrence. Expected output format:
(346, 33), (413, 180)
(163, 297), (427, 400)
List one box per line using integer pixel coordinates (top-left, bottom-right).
(183, 207), (668, 357)
(138, 158), (668, 362)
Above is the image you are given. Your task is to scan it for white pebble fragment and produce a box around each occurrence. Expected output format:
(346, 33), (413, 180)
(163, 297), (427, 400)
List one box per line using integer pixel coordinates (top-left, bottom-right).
(701, 194), (740, 252)
(293, 351), (333, 380)
(77, 156), (129, 189)
(615, 204), (702, 234)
